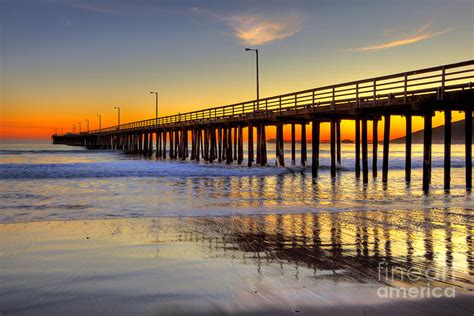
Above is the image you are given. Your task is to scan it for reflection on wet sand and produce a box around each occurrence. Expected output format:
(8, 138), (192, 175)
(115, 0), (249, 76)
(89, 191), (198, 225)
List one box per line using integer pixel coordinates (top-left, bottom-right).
(176, 209), (473, 291)
(0, 209), (473, 314)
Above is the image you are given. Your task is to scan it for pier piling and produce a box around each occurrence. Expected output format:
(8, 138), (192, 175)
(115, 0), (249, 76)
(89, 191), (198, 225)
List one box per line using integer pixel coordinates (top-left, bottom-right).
(466, 109), (472, 190)
(382, 114), (390, 183)
(444, 111), (451, 190)
(423, 112), (433, 193)
(355, 118), (361, 178)
(372, 119), (378, 178)
(312, 119), (320, 178)
(362, 116), (369, 184)
(330, 120), (336, 177)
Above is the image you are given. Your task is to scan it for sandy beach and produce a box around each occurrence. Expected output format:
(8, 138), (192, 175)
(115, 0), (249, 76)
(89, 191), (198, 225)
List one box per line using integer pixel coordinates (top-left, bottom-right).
(1, 209), (472, 315)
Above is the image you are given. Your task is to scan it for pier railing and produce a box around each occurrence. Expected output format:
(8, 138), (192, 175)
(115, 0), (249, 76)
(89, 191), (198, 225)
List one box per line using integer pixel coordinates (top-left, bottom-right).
(84, 60), (473, 134)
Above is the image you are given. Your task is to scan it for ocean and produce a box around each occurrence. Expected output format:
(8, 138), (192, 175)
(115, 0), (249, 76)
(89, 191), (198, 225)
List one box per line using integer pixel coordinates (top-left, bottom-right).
(0, 140), (471, 223)
(0, 140), (473, 314)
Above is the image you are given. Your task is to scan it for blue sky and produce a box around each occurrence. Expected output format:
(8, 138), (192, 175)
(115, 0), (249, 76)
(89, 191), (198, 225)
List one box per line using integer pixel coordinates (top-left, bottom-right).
(0, 0), (472, 138)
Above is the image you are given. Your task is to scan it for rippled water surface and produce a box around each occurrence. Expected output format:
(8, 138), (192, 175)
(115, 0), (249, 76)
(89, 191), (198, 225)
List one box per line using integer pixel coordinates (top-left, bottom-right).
(0, 141), (471, 223)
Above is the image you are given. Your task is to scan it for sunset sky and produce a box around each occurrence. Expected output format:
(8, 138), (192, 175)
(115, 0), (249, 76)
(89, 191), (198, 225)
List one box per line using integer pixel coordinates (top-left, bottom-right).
(1, 0), (472, 140)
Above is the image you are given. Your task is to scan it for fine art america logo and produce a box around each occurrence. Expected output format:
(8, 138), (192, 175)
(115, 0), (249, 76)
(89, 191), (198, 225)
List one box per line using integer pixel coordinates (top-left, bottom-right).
(377, 259), (456, 299)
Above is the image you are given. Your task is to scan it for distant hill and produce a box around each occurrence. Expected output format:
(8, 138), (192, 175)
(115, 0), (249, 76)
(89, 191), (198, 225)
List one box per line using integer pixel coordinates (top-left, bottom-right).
(392, 118), (473, 144)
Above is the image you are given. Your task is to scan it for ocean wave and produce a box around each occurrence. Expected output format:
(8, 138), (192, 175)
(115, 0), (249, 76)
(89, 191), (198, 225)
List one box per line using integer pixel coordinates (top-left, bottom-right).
(0, 155), (467, 179)
(0, 149), (101, 155)
(0, 161), (293, 179)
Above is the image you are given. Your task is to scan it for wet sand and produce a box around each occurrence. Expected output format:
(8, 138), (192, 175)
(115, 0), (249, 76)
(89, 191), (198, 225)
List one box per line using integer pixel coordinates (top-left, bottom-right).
(1, 209), (473, 315)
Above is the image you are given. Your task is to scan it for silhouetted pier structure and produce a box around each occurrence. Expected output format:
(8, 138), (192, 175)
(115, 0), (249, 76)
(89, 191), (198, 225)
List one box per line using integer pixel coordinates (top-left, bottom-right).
(52, 60), (474, 191)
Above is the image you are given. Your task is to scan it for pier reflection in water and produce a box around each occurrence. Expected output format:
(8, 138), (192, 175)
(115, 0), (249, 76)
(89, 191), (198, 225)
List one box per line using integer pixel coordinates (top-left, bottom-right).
(1, 209), (473, 314)
(163, 209), (473, 291)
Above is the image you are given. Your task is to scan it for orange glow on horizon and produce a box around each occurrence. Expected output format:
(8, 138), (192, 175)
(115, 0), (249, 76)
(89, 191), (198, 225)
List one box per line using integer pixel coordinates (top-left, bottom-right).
(1, 109), (466, 141)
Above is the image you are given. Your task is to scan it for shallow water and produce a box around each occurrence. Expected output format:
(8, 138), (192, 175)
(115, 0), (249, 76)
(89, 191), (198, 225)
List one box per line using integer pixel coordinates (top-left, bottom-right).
(0, 141), (471, 223)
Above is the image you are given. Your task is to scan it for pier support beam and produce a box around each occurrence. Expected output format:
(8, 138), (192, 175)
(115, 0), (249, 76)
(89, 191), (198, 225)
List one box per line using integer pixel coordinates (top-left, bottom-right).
(291, 123), (296, 166)
(382, 114), (390, 183)
(466, 109), (472, 191)
(143, 132), (148, 156)
(336, 120), (341, 169)
(248, 125), (253, 167)
(139, 133), (143, 153)
(355, 118), (361, 178)
(256, 125), (261, 164)
(162, 131), (167, 159)
(155, 130), (161, 158)
(444, 111), (451, 190)
(301, 123), (307, 167)
(169, 131), (174, 159)
(196, 129), (201, 161)
(276, 122), (285, 166)
(218, 128), (223, 162)
(233, 127), (237, 161)
(260, 124), (267, 166)
(222, 127), (227, 161)
(312, 119), (320, 178)
(405, 114), (412, 183)
(226, 127), (233, 164)
(238, 125), (243, 165)
(372, 119), (378, 178)
(423, 112), (433, 193)
(148, 131), (153, 157)
(362, 116), (369, 184)
(330, 120), (336, 177)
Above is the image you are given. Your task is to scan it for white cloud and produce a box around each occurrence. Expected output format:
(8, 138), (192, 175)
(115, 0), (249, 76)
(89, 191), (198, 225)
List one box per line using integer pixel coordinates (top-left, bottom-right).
(352, 21), (453, 52)
(225, 14), (301, 46)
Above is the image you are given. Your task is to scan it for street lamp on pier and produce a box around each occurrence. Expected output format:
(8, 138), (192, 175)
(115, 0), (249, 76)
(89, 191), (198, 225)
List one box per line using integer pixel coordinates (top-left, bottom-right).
(150, 91), (158, 123)
(96, 114), (102, 131)
(114, 106), (121, 130)
(245, 48), (259, 104)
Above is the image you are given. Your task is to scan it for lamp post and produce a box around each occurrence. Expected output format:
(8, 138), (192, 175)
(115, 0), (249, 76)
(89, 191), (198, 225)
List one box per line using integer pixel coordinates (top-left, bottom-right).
(97, 114), (102, 131)
(150, 91), (158, 122)
(85, 119), (89, 132)
(114, 106), (120, 130)
(245, 48), (259, 103)
(77, 122), (81, 133)
(72, 124), (76, 133)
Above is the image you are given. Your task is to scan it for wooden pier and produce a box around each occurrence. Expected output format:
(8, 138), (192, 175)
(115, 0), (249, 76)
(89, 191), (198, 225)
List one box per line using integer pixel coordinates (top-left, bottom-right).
(52, 60), (474, 191)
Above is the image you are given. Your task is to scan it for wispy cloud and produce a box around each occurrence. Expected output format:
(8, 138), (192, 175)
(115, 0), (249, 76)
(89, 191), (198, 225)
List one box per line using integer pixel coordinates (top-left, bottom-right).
(351, 21), (453, 53)
(224, 15), (301, 46)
